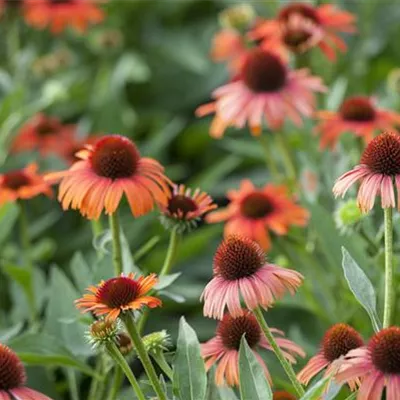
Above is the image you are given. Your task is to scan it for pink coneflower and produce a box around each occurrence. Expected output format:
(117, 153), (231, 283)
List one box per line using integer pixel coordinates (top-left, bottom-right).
(333, 132), (400, 213)
(250, 2), (356, 61)
(201, 235), (303, 320)
(196, 48), (326, 137)
(297, 323), (363, 387)
(336, 326), (400, 399)
(202, 311), (305, 386)
(316, 96), (400, 149)
(0, 342), (52, 399)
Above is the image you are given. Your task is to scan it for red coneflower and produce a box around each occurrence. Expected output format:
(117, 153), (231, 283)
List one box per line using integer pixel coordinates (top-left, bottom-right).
(333, 132), (400, 213)
(0, 343), (52, 399)
(273, 391), (297, 400)
(159, 184), (217, 232)
(201, 235), (303, 320)
(336, 326), (400, 399)
(196, 48), (325, 137)
(297, 323), (363, 387)
(202, 311), (305, 386)
(206, 180), (309, 251)
(11, 113), (74, 157)
(47, 134), (170, 220)
(0, 163), (52, 206)
(250, 2), (356, 61)
(24, 0), (104, 34)
(316, 96), (400, 149)
(75, 273), (162, 322)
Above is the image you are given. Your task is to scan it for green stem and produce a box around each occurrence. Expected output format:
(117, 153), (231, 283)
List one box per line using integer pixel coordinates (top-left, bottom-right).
(133, 236), (161, 262)
(106, 343), (146, 400)
(160, 227), (179, 276)
(253, 307), (305, 396)
(383, 207), (394, 328)
(258, 135), (281, 181)
(107, 367), (124, 400)
(109, 212), (123, 276)
(66, 369), (79, 400)
(151, 353), (173, 381)
(274, 133), (296, 184)
(88, 356), (105, 400)
(122, 313), (167, 400)
(91, 218), (103, 238)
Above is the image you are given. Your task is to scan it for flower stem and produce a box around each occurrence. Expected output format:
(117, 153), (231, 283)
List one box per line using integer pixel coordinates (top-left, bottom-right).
(258, 135), (281, 181)
(383, 207), (394, 328)
(91, 218), (103, 238)
(106, 342), (146, 400)
(107, 367), (124, 400)
(122, 313), (167, 400)
(109, 212), (123, 276)
(160, 226), (179, 276)
(274, 133), (296, 184)
(253, 307), (305, 396)
(88, 355), (105, 400)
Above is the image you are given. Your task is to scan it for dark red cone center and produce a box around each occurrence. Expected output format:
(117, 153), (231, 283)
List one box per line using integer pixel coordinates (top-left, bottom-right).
(96, 277), (140, 308)
(283, 29), (313, 51)
(0, 344), (26, 390)
(370, 327), (400, 374)
(340, 97), (376, 122)
(167, 194), (198, 216)
(240, 192), (274, 219)
(90, 135), (140, 180)
(3, 171), (31, 191)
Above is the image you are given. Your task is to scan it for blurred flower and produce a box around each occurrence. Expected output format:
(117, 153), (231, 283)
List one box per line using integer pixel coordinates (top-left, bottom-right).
(273, 391), (297, 400)
(75, 273), (162, 322)
(93, 29), (123, 51)
(196, 48), (325, 137)
(46, 135), (170, 220)
(333, 132), (400, 213)
(315, 96), (400, 149)
(206, 180), (309, 250)
(219, 4), (255, 31)
(0, 342), (53, 399)
(0, 163), (52, 206)
(336, 326), (400, 399)
(87, 318), (119, 348)
(24, 0), (104, 34)
(32, 48), (73, 77)
(116, 332), (133, 356)
(159, 184), (217, 233)
(0, 0), (24, 15)
(141, 330), (171, 356)
(201, 235), (303, 320)
(297, 323), (363, 388)
(335, 199), (365, 233)
(11, 113), (75, 157)
(250, 3), (356, 60)
(202, 310), (305, 386)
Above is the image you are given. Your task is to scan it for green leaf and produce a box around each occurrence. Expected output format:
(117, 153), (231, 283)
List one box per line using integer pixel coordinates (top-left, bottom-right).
(323, 382), (343, 399)
(341, 247), (381, 332)
(0, 203), (19, 246)
(299, 375), (331, 400)
(1, 263), (34, 307)
(173, 317), (207, 400)
(155, 273), (181, 291)
(70, 252), (93, 293)
(8, 333), (98, 378)
(238, 336), (272, 400)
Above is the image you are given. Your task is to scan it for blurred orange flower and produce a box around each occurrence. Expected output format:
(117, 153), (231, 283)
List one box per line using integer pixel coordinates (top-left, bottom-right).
(75, 273), (162, 321)
(0, 163), (52, 206)
(24, 0), (104, 34)
(206, 180), (309, 250)
(46, 134), (170, 220)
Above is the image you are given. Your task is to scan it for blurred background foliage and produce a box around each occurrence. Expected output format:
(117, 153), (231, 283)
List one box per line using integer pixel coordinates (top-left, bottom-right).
(1, 0), (400, 398)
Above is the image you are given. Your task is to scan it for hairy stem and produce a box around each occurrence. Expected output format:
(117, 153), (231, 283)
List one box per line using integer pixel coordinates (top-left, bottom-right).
(383, 207), (394, 328)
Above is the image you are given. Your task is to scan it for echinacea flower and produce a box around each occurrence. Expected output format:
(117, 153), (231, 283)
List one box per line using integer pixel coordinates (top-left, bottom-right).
(206, 180), (309, 250)
(159, 184), (217, 233)
(0, 163), (52, 206)
(273, 391), (297, 400)
(250, 2), (356, 61)
(297, 323), (363, 387)
(201, 235), (303, 320)
(202, 310), (305, 386)
(316, 96), (400, 149)
(75, 273), (162, 322)
(47, 134), (170, 220)
(336, 326), (400, 399)
(333, 132), (400, 213)
(11, 113), (74, 157)
(24, 0), (104, 34)
(196, 48), (325, 137)
(0, 342), (52, 399)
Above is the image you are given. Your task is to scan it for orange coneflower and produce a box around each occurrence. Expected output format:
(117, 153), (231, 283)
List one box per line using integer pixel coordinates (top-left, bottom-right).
(24, 0), (104, 34)
(159, 184), (217, 233)
(11, 113), (75, 157)
(0, 343), (53, 399)
(206, 180), (309, 250)
(47, 134), (171, 220)
(0, 163), (52, 206)
(315, 96), (400, 149)
(75, 273), (162, 322)
(202, 310), (304, 386)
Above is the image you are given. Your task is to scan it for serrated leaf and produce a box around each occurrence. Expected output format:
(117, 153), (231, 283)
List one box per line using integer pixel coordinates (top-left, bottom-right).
(239, 336), (272, 400)
(155, 273), (181, 291)
(173, 317), (207, 400)
(342, 247), (381, 332)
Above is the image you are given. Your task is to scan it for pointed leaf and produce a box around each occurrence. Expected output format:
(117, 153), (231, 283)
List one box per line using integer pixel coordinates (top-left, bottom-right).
(155, 273), (181, 291)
